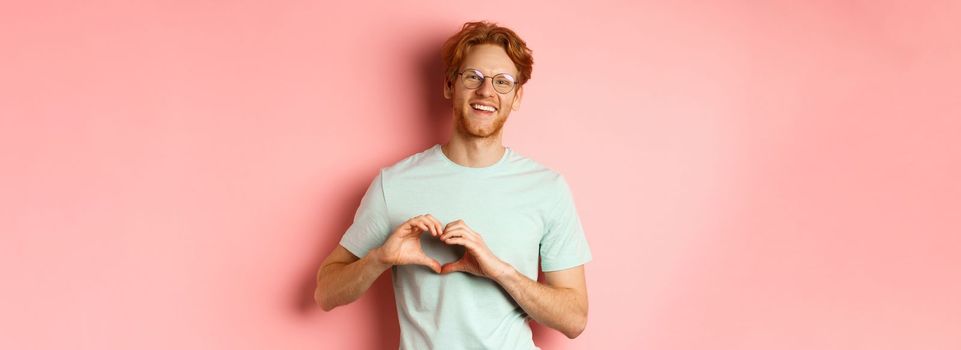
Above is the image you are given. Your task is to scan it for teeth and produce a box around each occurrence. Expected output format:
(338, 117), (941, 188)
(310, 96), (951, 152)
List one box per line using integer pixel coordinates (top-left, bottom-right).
(471, 104), (496, 112)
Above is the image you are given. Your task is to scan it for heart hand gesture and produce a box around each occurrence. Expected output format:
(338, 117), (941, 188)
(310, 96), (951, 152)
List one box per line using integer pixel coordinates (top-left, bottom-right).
(374, 214), (444, 273)
(439, 220), (512, 280)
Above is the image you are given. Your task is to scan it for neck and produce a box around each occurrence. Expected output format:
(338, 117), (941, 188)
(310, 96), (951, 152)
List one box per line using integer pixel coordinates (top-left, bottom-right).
(441, 133), (506, 168)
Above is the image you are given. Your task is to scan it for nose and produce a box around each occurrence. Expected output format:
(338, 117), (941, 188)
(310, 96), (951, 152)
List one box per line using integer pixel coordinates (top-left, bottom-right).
(474, 77), (496, 97)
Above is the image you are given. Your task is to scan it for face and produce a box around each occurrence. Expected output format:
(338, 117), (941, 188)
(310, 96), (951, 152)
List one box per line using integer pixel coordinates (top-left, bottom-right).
(444, 44), (524, 139)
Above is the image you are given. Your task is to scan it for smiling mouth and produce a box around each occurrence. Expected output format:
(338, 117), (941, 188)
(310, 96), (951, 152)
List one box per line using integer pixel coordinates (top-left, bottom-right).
(470, 103), (497, 112)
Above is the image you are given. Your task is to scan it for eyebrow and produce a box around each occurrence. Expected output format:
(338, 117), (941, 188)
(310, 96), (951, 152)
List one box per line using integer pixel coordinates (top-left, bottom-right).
(464, 67), (517, 76)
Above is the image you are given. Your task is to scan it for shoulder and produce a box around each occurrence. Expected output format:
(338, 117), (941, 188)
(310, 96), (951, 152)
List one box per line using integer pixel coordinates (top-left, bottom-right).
(510, 148), (567, 181)
(377, 145), (444, 179)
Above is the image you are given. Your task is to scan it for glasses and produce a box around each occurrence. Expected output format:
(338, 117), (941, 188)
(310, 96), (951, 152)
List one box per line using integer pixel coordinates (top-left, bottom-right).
(455, 69), (517, 94)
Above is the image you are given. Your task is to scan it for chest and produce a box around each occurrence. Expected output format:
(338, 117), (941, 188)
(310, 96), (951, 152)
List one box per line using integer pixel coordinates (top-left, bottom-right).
(386, 179), (548, 269)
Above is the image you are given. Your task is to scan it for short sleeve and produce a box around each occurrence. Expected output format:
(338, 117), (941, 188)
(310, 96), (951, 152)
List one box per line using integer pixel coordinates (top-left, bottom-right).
(539, 176), (593, 272)
(338, 170), (391, 258)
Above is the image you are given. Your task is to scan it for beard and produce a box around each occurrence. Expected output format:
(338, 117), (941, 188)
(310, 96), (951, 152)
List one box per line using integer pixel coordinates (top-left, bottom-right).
(453, 107), (509, 139)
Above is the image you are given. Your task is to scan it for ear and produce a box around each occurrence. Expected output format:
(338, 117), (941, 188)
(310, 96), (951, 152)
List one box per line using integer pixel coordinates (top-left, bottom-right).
(443, 79), (452, 99)
(511, 85), (524, 111)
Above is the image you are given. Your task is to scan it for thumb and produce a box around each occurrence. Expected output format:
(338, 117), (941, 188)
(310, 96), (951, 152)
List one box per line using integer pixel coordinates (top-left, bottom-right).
(414, 255), (442, 273)
(441, 259), (466, 274)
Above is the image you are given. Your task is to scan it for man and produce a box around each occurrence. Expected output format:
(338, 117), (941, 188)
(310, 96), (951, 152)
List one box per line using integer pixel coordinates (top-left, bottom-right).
(314, 21), (592, 349)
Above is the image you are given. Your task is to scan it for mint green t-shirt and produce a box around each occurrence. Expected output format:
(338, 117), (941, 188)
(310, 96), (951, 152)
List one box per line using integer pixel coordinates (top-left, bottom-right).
(339, 144), (592, 350)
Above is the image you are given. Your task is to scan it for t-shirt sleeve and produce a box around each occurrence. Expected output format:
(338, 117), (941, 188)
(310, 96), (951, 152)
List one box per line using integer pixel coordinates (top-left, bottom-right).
(539, 175), (593, 272)
(338, 170), (392, 259)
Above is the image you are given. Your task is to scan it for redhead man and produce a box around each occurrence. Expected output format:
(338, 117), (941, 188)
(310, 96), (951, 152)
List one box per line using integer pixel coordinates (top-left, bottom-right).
(314, 21), (592, 350)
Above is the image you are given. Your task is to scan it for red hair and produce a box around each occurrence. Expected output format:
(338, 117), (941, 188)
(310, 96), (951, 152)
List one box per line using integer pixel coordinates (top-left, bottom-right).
(441, 21), (534, 88)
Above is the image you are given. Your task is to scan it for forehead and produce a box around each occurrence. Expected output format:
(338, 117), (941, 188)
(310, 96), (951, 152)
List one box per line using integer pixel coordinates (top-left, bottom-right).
(461, 43), (518, 76)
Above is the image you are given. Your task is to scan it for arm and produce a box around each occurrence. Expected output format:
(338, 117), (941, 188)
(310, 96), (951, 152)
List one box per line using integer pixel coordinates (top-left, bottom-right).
(313, 245), (390, 311)
(438, 220), (589, 338)
(494, 266), (588, 339)
(314, 215), (445, 311)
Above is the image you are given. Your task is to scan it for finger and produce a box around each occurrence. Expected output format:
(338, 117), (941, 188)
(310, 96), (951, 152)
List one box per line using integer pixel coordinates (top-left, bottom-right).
(424, 214), (443, 237)
(404, 216), (421, 229)
(445, 220), (474, 235)
(446, 229), (481, 243)
(441, 259), (465, 274)
(444, 220), (462, 232)
(440, 228), (467, 242)
(443, 237), (474, 250)
(415, 216), (436, 236)
(439, 228), (457, 241)
(425, 215), (440, 237)
(413, 221), (430, 235)
(416, 256), (442, 273)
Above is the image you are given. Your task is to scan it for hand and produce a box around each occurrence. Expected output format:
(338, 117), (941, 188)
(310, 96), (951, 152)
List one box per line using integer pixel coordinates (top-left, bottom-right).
(374, 214), (444, 273)
(439, 219), (512, 279)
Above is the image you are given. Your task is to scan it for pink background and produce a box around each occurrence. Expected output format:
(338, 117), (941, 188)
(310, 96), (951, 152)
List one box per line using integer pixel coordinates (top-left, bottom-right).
(2, 1), (959, 349)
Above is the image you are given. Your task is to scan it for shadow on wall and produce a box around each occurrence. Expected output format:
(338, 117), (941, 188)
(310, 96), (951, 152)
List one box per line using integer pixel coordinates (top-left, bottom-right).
(292, 176), (400, 349)
(417, 32), (453, 147)
(289, 31), (451, 349)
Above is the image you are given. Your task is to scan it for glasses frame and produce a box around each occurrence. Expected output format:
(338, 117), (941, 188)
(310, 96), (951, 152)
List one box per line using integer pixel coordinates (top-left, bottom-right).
(454, 69), (518, 94)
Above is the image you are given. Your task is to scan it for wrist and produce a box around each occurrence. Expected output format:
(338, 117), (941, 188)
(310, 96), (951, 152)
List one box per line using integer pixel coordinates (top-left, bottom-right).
(491, 262), (518, 284)
(367, 248), (393, 271)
